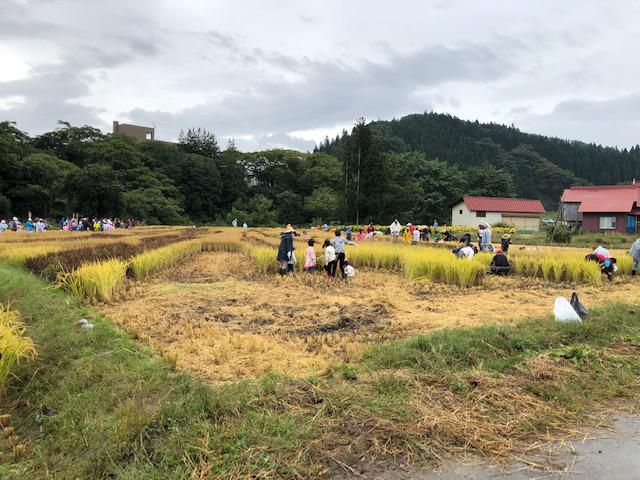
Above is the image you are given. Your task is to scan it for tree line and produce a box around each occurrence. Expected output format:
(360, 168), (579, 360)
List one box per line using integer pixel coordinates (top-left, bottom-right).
(318, 112), (640, 211)
(2, 112), (638, 226)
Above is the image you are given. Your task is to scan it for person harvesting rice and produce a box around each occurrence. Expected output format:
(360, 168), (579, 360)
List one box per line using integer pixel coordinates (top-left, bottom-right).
(630, 237), (640, 276)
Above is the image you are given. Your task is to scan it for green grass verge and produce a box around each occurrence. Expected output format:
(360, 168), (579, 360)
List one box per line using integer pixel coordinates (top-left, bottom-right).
(1, 259), (640, 478)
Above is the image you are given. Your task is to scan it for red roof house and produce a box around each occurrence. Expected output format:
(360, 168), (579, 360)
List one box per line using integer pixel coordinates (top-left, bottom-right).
(451, 196), (545, 231)
(560, 184), (640, 233)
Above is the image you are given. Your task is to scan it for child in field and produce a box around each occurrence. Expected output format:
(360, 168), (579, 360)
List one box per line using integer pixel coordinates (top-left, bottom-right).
(322, 239), (336, 280)
(344, 261), (356, 278)
(303, 239), (316, 273)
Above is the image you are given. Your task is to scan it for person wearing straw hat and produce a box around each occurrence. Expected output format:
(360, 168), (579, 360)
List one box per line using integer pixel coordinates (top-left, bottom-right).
(277, 224), (297, 274)
(478, 222), (493, 252)
(501, 233), (511, 253)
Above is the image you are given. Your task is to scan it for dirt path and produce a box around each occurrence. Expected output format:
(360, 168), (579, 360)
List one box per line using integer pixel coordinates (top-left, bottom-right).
(353, 412), (640, 480)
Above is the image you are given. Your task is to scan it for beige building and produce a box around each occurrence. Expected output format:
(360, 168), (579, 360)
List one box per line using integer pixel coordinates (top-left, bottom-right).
(451, 196), (545, 231)
(112, 121), (154, 141)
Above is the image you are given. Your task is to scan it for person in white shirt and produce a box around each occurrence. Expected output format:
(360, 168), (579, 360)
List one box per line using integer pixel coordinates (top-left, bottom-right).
(344, 261), (356, 278)
(456, 245), (476, 259)
(412, 227), (421, 245)
(389, 219), (401, 242)
(35, 219), (46, 232)
(322, 239), (337, 280)
(593, 245), (611, 258)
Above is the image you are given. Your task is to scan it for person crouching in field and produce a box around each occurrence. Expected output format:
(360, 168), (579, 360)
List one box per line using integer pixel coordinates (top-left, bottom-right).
(344, 261), (356, 279)
(323, 239), (336, 280)
(629, 237), (640, 276)
(490, 249), (511, 275)
(303, 239), (317, 273)
(453, 244), (476, 259)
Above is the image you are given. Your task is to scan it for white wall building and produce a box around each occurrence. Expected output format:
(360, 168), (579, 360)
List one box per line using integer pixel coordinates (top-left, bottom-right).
(451, 196), (545, 231)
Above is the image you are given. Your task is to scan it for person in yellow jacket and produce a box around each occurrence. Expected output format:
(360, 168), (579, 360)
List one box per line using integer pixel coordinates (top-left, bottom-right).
(402, 225), (412, 245)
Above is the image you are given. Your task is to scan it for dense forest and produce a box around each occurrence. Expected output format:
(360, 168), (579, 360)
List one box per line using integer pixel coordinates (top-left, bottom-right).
(318, 112), (640, 214)
(1, 112), (639, 226)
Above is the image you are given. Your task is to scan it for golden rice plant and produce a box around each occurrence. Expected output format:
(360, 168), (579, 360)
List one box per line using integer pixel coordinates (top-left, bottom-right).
(346, 243), (403, 270)
(0, 304), (36, 389)
(130, 240), (202, 280)
(201, 240), (247, 253)
(249, 247), (278, 274)
(58, 258), (128, 303)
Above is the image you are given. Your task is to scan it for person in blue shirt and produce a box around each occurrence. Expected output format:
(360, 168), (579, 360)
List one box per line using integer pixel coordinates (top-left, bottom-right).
(330, 229), (357, 278)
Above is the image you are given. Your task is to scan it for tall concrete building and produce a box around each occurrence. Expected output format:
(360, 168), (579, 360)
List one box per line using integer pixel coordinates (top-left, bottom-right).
(112, 121), (154, 141)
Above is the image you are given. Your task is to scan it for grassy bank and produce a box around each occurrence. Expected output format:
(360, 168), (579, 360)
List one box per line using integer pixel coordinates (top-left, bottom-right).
(1, 260), (640, 478)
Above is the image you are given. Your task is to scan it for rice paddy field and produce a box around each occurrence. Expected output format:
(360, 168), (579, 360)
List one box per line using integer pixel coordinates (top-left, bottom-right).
(2, 226), (640, 478)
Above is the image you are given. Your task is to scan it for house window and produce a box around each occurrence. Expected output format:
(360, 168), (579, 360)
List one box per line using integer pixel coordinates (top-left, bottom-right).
(599, 216), (617, 230)
(459, 209), (463, 215)
(476, 211), (486, 218)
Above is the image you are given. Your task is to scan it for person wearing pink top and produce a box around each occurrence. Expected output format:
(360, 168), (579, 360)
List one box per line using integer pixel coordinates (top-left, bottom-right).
(303, 239), (317, 273)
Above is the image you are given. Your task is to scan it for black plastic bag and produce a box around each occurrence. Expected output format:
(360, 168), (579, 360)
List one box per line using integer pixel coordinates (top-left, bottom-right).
(570, 292), (588, 319)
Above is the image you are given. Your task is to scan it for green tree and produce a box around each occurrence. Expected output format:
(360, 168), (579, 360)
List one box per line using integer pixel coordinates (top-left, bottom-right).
(122, 188), (184, 224)
(228, 194), (277, 226)
(465, 163), (516, 198)
(178, 128), (220, 159)
(304, 187), (339, 222)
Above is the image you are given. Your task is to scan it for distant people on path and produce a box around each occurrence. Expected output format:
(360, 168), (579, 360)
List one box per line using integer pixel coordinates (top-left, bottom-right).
(323, 239), (337, 281)
(345, 226), (352, 241)
(331, 229), (357, 279)
(322, 223), (329, 231)
(390, 219), (401, 242)
(490, 249), (511, 275)
(277, 224), (297, 274)
(232, 218), (238, 227)
(501, 234), (511, 253)
(630, 237), (640, 276)
(303, 239), (316, 273)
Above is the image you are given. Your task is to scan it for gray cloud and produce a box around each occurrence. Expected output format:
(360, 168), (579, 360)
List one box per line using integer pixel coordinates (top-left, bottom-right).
(1, 0), (639, 150)
(514, 92), (640, 147)
(127, 41), (518, 143)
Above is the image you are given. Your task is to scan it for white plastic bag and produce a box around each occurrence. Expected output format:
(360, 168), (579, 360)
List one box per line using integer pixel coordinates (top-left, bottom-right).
(554, 297), (582, 323)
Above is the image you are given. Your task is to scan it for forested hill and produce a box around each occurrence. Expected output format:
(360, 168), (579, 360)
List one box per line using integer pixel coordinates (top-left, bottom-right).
(317, 112), (640, 210)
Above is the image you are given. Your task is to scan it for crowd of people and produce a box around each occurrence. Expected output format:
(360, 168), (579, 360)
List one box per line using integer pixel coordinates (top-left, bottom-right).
(275, 219), (640, 283)
(0, 216), (49, 233)
(59, 217), (135, 231)
(277, 224), (357, 280)
(0, 214), (137, 233)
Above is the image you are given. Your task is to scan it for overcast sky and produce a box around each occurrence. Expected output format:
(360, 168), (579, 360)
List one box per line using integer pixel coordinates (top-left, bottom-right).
(1, 0), (639, 151)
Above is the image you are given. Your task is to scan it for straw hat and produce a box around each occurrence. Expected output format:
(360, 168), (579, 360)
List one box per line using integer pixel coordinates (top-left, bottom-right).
(502, 233), (511, 239)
